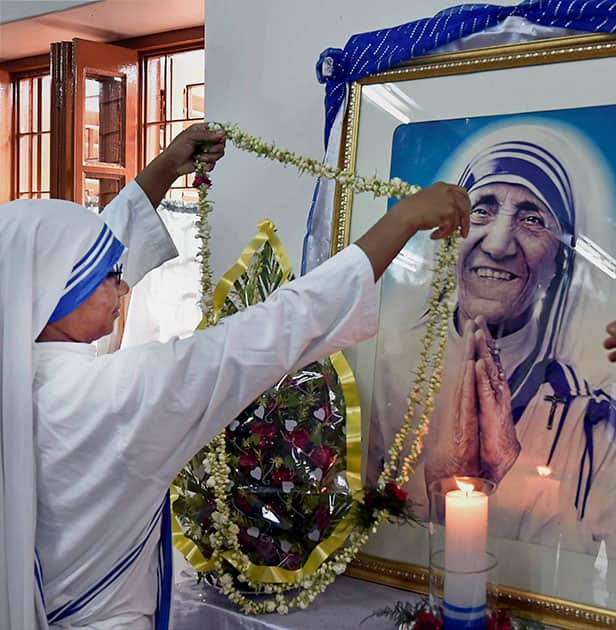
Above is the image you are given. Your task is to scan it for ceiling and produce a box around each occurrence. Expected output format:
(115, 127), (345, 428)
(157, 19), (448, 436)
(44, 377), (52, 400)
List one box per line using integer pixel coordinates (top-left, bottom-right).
(0, 0), (204, 62)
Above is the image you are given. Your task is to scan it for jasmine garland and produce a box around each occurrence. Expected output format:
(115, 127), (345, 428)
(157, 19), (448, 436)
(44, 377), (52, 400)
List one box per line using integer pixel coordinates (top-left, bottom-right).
(185, 123), (458, 614)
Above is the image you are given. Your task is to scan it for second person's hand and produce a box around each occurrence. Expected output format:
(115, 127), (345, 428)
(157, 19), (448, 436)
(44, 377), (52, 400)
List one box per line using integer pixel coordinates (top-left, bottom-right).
(397, 181), (471, 240)
(162, 123), (226, 176)
(135, 123), (226, 208)
(355, 181), (471, 281)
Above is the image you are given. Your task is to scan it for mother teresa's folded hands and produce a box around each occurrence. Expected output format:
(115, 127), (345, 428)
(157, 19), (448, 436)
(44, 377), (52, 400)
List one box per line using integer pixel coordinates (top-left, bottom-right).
(424, 317), (521, 489)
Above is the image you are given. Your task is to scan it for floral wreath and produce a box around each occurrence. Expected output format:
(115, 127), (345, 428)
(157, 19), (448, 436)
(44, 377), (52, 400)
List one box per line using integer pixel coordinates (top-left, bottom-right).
(181, 122), (458, 615)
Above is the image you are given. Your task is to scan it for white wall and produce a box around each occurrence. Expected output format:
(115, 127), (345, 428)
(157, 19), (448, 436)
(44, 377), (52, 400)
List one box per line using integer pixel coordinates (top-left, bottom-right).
(0, 0), (100, 24)
(204, 0), (518, 278)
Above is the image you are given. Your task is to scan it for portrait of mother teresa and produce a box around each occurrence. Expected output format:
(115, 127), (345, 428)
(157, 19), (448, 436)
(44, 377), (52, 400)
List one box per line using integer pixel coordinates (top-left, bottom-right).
(368, 120), (616, 557)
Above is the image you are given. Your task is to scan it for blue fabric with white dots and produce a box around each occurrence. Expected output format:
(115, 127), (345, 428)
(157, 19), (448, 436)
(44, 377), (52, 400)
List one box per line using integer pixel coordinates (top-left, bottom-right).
(317, 1), (616, 146)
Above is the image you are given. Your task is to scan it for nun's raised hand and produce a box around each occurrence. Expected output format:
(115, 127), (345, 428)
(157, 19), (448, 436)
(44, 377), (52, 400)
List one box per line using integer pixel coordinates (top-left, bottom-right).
(474, 317), (520, 484)
(135, 123), (226, 208)
(604, 321), (616, 362)
(425, 321), (480, 488)
(162, 123), (226, 176)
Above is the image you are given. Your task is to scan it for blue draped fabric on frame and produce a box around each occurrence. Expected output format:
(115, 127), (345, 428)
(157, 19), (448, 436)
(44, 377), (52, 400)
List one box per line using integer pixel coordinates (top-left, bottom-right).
(301, 0), (616, 273)
(317, 1), (616, 147)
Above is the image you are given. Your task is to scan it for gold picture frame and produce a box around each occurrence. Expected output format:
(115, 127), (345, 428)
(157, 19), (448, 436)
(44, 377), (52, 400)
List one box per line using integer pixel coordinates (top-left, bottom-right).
(332, 34), (616, 628)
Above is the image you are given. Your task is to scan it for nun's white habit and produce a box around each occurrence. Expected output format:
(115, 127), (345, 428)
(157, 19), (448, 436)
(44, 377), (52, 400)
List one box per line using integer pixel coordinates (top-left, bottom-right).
(0, 181), (377, 629)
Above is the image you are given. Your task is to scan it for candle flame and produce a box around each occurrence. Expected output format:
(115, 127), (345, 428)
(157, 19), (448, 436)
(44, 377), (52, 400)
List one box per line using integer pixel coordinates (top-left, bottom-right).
(455, 479), (475, 494)
(536, 465), (552, 478)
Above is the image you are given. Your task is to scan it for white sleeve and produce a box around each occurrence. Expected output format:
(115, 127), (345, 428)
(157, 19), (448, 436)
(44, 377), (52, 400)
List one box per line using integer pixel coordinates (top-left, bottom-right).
(100, 180), (178, 287)
(107, 244), (377, 484)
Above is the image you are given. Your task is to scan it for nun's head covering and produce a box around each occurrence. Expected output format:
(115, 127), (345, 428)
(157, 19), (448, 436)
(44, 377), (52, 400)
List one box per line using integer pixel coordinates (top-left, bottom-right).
(458, 138), (575, 239)
(442, 121), (613, 394)
(0, 199), (124, 629)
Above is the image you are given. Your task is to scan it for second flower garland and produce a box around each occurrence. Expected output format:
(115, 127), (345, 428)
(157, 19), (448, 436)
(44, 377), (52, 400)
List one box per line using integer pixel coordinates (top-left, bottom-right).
(188, 122), (459, 614)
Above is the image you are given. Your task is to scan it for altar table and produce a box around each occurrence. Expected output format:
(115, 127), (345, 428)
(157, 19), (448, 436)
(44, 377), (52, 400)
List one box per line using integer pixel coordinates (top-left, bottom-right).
(173, 573), (415, 629)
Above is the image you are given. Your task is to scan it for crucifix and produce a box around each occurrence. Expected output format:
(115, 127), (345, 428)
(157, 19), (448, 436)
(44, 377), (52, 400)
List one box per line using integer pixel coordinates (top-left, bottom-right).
(544, 393), (568, 430)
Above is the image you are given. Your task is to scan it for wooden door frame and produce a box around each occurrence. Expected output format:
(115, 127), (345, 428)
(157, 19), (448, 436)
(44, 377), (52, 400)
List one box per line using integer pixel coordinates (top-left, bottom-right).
(0, 69), (12, 203)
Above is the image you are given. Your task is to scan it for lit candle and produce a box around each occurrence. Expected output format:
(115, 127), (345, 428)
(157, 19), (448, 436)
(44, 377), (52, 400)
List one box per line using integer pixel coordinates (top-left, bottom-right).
(443, 479), (488, 629)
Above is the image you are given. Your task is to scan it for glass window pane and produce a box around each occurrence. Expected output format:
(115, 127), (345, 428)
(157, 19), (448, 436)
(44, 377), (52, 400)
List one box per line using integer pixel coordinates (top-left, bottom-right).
(84, 176), (123, 213)
(186, 84), (204, 119)
(84, 75), (125, 165)
(169, 49), (204, 121)
(18, 136), (31, 194)
(31, 135), (39, 192)
(41, 75), (51, 132)
(143, 48), (204, 202)
(145, 123), (164, 163)
(32, 81), (39, 133)
(146, 56), (163, 123)
(19, 79), (31, 133)
(41, 133), (50, 193)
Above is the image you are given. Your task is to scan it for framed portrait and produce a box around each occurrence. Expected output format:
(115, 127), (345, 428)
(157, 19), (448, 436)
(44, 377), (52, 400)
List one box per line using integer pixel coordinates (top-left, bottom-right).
(333, 34), (616, 628)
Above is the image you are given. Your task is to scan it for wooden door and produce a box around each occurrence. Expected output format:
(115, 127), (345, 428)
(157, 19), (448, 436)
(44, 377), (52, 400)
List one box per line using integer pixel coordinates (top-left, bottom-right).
(50, 38), (138, 211)
(50, 39), (138, 350)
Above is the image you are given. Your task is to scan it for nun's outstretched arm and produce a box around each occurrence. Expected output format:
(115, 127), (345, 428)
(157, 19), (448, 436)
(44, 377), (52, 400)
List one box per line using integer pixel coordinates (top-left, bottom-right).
(604, 321), (616, 362)
(355, 182), (469, 281)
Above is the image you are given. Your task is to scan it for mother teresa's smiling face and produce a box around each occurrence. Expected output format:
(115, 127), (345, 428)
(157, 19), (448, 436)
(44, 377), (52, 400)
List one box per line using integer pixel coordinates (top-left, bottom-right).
(457, 182), (563, 334)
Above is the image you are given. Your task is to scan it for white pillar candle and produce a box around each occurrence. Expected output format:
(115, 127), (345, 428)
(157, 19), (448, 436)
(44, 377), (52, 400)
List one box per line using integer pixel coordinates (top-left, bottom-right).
(443, 480), (489, 629)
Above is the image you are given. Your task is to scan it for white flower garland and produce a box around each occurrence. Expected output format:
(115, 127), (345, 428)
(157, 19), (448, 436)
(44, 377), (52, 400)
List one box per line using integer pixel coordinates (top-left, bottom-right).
(190, 122), (458, 614)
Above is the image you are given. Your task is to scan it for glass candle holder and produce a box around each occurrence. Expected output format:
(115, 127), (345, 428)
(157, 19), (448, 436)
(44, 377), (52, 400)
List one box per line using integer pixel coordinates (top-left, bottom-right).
(428, 477), (497, 630)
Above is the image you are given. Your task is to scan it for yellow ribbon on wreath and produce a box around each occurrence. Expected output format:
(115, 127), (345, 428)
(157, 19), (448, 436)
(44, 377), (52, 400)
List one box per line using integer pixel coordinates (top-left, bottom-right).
(171, 219), (362, 583)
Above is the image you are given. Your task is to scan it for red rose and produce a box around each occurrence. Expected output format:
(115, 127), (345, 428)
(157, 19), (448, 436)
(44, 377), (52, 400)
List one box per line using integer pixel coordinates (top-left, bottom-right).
(255, 535), (278, 563)
(363, 489), (377, 514)
(282, 552), (301, 570)
(313, 504), (330, 531)
(251, 422), (277, 447)
(192, 174), (211, 189)
(412, 610), (443, 629)
(487, 610), (513, 630)
(238, 452), (259, 470)
(271, 466), (295, 486)
(197, 501), (216, 527)
(385, 481), (408, 503)
(234, 492), (253, 514)
(238, 527), (257, 549)
(288, 428), (311, 451)
(309, 445), (335, 470)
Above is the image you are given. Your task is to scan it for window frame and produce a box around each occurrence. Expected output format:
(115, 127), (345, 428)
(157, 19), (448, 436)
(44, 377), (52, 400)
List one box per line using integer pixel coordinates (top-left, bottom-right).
(0, 55), (49, 200)
(0, 27), (204, 202)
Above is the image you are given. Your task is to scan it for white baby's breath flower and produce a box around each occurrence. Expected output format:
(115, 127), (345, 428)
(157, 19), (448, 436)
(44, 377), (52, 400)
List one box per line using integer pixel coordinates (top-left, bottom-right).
(219, 573), (234, 587)
(188, 123), (454, 617)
